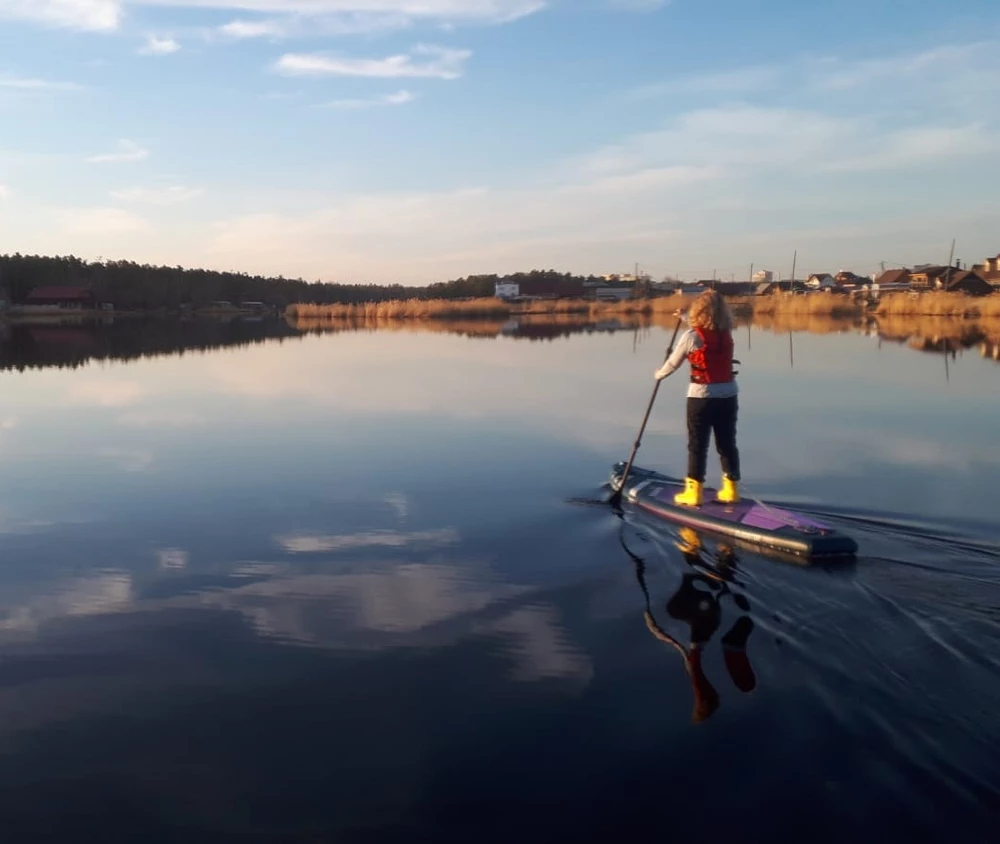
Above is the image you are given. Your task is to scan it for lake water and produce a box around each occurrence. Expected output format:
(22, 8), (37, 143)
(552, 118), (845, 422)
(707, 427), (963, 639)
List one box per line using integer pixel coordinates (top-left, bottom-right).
(0, 316), (998, 841)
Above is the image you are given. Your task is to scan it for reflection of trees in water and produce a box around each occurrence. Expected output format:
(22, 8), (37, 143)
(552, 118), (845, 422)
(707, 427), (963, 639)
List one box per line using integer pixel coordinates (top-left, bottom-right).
(0, 317), (305, 372)
(739, 312), (1000, 365)
(288, 314), (651, 343)
(3, 310), (997, 373)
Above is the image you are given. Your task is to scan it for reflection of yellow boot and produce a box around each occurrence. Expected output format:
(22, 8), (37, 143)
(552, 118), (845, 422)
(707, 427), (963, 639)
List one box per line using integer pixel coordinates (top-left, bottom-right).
(717, 476), (740, 504)
(674, 478), (702, 507)
(676, 527), (701, 555)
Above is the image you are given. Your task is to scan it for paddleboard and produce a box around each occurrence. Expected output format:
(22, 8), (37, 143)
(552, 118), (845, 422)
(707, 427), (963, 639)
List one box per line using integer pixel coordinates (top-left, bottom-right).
(610, 463), (858, 560)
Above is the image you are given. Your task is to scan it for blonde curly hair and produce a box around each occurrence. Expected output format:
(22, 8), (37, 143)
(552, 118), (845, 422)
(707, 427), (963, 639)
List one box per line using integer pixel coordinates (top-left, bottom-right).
(687, 289), (732, 332)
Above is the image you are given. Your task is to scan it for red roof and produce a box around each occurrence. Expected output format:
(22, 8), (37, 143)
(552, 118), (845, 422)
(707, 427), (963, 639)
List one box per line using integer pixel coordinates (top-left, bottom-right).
(26, 286), (94, 301)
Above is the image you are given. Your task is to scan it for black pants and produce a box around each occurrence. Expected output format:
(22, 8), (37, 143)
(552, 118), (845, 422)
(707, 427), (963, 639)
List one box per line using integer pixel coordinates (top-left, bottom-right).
(687, 396), (740, 482)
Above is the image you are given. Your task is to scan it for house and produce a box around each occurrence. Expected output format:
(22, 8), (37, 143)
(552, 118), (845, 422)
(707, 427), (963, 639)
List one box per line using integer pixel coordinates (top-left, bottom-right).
(594, 286), (634, 302)
(835, 271), (868, 287)
(805, 273), (835, 290)
(755, 280), (806, 295)
(677, 282), (708, 294)
(874, 268), (911, 287)
(909, 265), (962, 289)
(971, 254), (1000, 290)
(709, 281), (756, 296)
(940, 270), (994, 296)
(494, 282), (520, 300)
(752, 269), (773, 284)
(24, 286), (95, 310)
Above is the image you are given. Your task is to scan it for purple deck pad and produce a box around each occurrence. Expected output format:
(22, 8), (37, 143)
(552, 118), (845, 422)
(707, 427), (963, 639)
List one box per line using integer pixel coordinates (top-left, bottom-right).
(651, 484), (830, 533)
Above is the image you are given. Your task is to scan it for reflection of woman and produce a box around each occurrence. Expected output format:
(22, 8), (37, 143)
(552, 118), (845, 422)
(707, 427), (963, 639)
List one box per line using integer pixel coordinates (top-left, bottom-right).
(643, 529), (756, 723)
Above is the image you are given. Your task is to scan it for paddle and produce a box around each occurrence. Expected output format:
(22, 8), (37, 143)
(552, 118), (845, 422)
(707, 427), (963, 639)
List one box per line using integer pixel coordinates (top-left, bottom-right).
(609, 315), (684, 508)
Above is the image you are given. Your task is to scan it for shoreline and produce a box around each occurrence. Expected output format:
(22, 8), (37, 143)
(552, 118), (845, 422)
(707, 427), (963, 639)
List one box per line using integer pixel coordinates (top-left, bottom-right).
(285, 290), (1000, 322)
(4, 290), (997, 329)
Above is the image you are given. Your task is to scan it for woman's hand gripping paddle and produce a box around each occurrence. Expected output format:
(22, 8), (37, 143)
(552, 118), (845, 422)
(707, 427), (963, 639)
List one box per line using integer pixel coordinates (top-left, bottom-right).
(608, 315), (684, 510)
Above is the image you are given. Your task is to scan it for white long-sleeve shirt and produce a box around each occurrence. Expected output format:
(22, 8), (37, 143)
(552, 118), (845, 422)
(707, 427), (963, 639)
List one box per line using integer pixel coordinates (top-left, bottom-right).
(655, 327), (739, 399)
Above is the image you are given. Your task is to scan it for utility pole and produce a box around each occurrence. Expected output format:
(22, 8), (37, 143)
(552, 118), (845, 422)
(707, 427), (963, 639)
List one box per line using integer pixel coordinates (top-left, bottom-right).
(945, 238), (956, 289)
(749, 262), (754, 285)
(790, 250), (797, 288)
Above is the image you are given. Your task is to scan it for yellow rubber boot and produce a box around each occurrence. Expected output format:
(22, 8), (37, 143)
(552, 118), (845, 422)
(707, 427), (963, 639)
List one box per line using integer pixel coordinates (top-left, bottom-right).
(673, 478), (703, 507)
(717, 476), (740, 504)
(676, 527), (702, 555)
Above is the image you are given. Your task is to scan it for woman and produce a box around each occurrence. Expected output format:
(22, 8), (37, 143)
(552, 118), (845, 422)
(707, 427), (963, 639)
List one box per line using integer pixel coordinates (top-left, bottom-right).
(654, 289), (740, 507)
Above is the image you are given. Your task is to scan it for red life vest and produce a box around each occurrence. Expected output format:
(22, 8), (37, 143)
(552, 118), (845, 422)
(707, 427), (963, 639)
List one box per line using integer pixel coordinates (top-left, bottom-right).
(688, 327), (734, 384)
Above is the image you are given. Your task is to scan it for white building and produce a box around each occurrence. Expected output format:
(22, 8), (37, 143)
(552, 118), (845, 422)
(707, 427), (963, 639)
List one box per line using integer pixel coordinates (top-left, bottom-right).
(494, 282), (520, 300)
(752, 269), (773, 283)
(805, 273), (835, 290)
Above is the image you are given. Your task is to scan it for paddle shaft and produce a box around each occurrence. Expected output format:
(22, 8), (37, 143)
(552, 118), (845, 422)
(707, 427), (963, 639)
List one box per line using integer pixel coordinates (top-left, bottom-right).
(612, 317), (684, 504)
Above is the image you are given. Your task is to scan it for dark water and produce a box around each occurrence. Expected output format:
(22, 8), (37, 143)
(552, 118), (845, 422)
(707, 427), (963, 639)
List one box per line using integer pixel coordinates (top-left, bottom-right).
(0, 318), (998, 842)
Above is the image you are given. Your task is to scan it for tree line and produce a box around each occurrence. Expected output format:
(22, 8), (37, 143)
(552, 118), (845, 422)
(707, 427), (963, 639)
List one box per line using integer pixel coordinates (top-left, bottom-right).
(0, 254), (603, 310)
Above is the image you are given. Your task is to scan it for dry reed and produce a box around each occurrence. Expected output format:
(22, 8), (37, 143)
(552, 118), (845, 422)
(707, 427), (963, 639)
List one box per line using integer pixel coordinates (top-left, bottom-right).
(286, 294), (701, 322)
(752, 291), (863, 318)
(287, 297), (512, 321)
(875, 291), (1000, 319)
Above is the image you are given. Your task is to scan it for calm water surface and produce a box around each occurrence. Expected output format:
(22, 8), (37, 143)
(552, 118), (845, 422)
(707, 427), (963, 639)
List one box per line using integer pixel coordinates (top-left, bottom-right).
(0, 319), (998, 842)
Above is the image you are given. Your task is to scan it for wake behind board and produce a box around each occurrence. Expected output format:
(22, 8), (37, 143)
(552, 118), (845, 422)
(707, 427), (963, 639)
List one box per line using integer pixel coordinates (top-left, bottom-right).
(610, 463), (858, 560)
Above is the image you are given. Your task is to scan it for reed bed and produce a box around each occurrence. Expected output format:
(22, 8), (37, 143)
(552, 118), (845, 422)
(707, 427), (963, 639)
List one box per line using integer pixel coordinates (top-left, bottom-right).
(287, 298), (512, 321)
(752, 291), (863, 318)
(287, 293), (699, 322)
(875, 291), (1000, 318)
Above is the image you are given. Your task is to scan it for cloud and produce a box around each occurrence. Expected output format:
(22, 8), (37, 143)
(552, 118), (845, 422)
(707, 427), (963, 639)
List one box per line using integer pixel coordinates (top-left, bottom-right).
(811, 43), (991, 92)
(59, 207), (150, 236)
(606, 0), (670, 10)
(320, 89), (415, 109)
(277, 528), (459, 554)
(157, 548), (188, 569)
(0, 75), (82, 91)
(0, 572), (133, 634)
(274, 44), (471, 79)
(195, 81), (1000, 285)
(129, 0), (543, 27)
(216, 12), (411, 39)
(87, 139), (149, 164)
(111, 185), (203, 205)
(0, 0), (119, 31)
(631, 65), (780, 99)
(826, 124), (997, 172)
(218, 17), (286, 38)
(474, 606), (593, 684)
(138, 34), (181, 55)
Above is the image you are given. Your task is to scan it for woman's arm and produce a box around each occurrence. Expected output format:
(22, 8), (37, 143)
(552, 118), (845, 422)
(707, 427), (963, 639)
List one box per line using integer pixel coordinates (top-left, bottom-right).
(654, 328), (696, 380)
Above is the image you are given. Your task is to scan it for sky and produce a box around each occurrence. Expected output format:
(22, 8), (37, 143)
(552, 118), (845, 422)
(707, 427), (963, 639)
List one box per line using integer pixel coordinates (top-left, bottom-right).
(0, 0), (998, 285)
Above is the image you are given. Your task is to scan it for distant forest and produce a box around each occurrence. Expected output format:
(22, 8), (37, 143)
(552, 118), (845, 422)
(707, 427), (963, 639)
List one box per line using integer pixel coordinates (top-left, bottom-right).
(0, 254), (604, 310)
